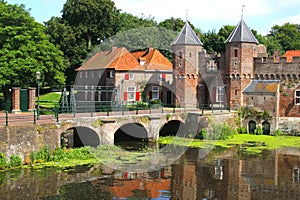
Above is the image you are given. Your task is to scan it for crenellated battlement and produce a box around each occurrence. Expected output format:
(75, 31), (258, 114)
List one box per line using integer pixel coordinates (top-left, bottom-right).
(254, 56), (300, 65)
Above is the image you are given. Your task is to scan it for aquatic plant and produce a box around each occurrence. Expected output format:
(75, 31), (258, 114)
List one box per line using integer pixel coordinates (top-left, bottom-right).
(9, 155), (22, 167)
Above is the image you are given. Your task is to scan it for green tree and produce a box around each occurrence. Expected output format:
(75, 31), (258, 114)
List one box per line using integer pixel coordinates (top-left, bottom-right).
(158, 17), (186, 32)
(45, 17), (86, 86)
(0, 1), (66, 101)
(62, 0), (118, 50)
(268, 23), (300, 52)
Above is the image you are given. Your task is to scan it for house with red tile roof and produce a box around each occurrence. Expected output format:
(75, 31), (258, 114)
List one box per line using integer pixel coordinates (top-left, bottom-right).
(283, 50), (300, 62)
(75, 47), (173, 107)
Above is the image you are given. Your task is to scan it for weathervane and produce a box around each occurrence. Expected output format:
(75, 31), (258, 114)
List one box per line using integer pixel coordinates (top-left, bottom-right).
(186, 9), (188, 21)
(241, 5), (245, 19)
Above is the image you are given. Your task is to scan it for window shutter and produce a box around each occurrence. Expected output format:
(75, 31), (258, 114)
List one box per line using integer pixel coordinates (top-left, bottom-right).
(135, 92), (140, 101)
(162, 73), (166, 81)
(125, 74), (129, 80)
(124, 92), (128, 101)
(149, 91), (152, 99)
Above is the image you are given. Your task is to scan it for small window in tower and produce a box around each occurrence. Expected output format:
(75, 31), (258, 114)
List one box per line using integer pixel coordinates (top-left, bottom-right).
(235, 90), (238, 95)
(234, 49), (238, 57)
(189, 52), (192, 57)
(295, 90), (300, 105)
(179, 51), (183, 59)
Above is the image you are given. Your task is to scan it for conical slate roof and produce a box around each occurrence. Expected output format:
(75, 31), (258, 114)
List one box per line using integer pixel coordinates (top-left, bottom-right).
(226, 19), (259, 44)
(171, 21), (203, 46)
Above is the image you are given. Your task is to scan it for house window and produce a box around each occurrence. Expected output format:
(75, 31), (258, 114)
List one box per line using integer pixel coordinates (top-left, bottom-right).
(91, 86), (94, 101)
(129, 73), (134, 80)
(84, 85), (88, 101)
(293, 168), (300, 182)
(127, 86), (136, 101)
(85, 72), (88, 79)
(216, 86), (225, 102)
(152, 86), (159, 100)
(158, 73), (166, 81)
(91, 71), (94, 79)
(79, 72), (82, 79)
(107, 70), (114, 78)
(295, 90), (300, 105)
(125, 73), (134, 80)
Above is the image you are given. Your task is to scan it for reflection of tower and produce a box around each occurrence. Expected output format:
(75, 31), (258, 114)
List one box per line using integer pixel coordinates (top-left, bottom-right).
(225, 17), (258, 109)
(171, 22), (204, 108)
(171, 152), (197, 199)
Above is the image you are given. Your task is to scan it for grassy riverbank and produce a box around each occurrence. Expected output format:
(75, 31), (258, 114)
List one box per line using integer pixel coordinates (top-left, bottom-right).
(2, 134), (300, 171)
(159, 134), (300, 154)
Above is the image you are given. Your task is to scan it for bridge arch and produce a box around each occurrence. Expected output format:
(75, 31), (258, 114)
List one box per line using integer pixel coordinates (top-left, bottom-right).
(159, 120), (188, 137)
(61, 126), (100, 148)
(114, 123), (148, 144)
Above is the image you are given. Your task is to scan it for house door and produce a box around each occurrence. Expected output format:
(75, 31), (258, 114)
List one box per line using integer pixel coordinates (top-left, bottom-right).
(262, 121), (271, 135)
(249, 121), (256, 134)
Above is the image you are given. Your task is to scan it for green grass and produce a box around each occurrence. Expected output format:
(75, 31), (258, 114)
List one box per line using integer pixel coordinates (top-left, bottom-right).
(159, 134), (300, 154)
(37, 92), (61, 109)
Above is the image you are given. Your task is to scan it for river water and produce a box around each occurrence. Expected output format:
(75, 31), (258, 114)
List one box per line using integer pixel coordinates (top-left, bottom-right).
(1, 147), (300, 200)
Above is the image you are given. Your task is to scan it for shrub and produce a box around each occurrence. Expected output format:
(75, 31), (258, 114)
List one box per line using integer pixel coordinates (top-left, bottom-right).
(51, 148), (67, 162)
(274, 129), (283, 136)
(196, 129), (207, 139)
(9, 155), (22, 167)
(0, 153), (7, 170)
(237, 126), (248, 134)
(35, 146), (51, 162)
(254, 125), (263, 135)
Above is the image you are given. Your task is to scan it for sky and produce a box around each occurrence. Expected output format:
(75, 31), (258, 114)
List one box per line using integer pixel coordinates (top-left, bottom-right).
(6, 0), (300, 35)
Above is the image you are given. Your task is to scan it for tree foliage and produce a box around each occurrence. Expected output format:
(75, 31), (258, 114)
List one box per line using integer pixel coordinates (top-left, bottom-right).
(0, 1), (66, 100)
(267, 23), (300, 53)
(62, 0), (118, 50)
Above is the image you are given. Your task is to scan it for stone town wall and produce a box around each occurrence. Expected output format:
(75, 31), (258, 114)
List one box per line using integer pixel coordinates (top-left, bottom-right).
(0, 124), (59, 160)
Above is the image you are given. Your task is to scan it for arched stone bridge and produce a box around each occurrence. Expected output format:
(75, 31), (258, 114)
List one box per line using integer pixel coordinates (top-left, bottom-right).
(56, 112), (208, 147)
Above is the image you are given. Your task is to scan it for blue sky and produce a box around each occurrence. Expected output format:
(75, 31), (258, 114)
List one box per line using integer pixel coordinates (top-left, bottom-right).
(6, 0), (300, 35)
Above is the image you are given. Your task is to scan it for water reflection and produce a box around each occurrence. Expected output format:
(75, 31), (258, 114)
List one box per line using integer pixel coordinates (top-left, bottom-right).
(1, 147), (300, 199)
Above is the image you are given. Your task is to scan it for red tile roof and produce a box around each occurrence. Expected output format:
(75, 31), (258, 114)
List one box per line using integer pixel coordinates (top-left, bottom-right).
(77, 47), (172, 71)
(76, 47), (143, 71)
(131, 48), (172, 71)
(283, 50), (300, 62)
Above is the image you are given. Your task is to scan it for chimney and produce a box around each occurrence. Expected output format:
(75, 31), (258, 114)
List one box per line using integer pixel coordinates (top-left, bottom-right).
(273, 50), (280, 63)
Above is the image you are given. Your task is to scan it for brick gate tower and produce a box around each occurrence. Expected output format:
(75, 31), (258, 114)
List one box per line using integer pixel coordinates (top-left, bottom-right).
(171, 22), (204, 108)
(225, 18), (259, 109)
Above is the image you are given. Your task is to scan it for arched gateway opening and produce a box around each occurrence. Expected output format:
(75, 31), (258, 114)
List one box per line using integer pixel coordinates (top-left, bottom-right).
(61, 127), (100, 148)
(249, 121), (256, 134)
(262, 121), (271, 135)
(114, 123), (148, 150)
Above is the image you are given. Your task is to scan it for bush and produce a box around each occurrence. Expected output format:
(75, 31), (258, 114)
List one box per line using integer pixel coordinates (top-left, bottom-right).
(196, 129), (207, 139)
(51, 148), (67, 162)
(274, 129), (283, 136)
(237, 126), (248, 134)
(254, 125), (263, 135)
(34, 146), (51, 163)
(209, 123), (236, 140)
(0, 153), (7, 170)
(9, 155), (22, 167)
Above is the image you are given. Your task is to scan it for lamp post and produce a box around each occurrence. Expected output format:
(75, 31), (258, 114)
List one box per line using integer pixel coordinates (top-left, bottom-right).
(36, 71), (41, 120)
